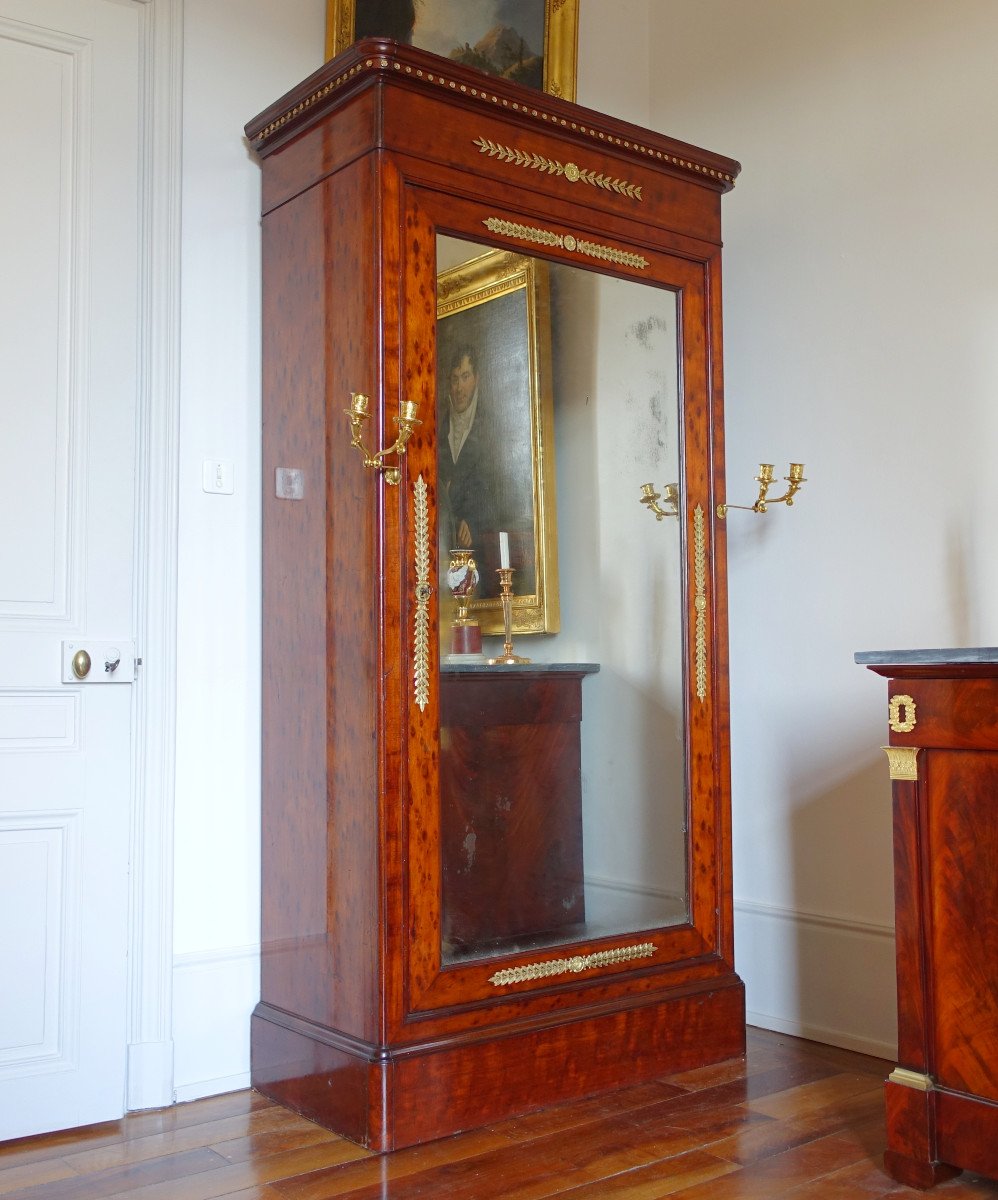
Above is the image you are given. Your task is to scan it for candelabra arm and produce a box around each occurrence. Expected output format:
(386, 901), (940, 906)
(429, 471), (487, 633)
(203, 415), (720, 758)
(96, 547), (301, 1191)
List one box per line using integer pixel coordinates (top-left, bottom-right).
(761, 477), (805, 507)
(344, 393), (421, 486)
(717, 502), (759, 517)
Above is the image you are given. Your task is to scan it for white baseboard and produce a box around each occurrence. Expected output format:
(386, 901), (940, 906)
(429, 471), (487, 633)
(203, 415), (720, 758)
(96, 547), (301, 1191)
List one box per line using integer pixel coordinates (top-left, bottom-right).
(745, 1010), (895, 1061)
(167, 906), (896, 1104)
(172, 943), (259, 1102)
(735, 899), (898, 1062)
(174, 1070), (252, 1105)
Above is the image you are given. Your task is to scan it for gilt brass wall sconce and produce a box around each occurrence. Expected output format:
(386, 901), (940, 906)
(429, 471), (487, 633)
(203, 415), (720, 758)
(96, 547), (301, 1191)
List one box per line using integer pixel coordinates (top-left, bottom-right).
(716, 463), (806, 519)
(344, 392), (420, 485)
(639, 482), (679, 521)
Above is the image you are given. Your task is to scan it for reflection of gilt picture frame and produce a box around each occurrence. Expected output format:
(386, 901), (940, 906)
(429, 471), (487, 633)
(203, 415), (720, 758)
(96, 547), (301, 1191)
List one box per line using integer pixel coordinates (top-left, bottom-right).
(437, 249), (559, 636)
(325, 1), (579, 102)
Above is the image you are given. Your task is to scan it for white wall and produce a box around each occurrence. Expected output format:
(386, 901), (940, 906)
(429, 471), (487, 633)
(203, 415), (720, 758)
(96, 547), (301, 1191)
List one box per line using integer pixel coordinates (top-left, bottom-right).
(644, 0), (998, 1056)
(172, 1), (323, 1100)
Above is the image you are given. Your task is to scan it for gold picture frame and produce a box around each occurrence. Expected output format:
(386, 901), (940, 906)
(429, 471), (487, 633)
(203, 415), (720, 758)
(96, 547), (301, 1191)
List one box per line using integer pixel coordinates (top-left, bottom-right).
(325, 1), (579, 101)
(437, 246), (559, 636)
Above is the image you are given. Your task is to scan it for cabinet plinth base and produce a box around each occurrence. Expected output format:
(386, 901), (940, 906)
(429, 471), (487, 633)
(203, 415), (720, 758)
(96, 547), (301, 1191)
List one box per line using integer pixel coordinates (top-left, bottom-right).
(252, 980), (745, 1152)
(881, 1077), (998, 1188)
(883, 1150), (960, 1191)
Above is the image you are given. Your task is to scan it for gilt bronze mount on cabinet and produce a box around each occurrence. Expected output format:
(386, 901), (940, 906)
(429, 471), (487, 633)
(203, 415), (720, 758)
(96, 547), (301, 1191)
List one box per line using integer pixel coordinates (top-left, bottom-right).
(344, 391), (420, 485)
(248, 39), (744, 1153)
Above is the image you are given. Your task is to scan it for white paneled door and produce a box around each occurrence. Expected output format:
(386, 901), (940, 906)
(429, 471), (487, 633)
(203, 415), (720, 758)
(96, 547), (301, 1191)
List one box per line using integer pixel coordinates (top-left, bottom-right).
(0, 0), (143, 1139)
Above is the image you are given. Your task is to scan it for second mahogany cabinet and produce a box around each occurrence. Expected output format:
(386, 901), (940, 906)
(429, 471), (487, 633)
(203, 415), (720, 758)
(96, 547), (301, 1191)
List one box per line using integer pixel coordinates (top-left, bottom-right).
(859, 649), (998, 1189)
(246, 40), (744, 1151)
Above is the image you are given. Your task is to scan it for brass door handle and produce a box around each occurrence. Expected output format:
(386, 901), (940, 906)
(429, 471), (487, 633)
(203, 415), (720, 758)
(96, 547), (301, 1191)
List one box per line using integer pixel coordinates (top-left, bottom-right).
(72, 649), (92, 679)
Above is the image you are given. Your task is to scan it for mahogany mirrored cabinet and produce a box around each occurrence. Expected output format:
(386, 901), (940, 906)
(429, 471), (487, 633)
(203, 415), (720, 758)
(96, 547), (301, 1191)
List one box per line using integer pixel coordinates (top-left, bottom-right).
(246, 40), (744, 1152)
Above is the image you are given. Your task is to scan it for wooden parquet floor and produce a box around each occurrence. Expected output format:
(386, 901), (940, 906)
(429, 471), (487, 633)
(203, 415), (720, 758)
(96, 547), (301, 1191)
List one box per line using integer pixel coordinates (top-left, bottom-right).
(3, 1028), (998, 1199)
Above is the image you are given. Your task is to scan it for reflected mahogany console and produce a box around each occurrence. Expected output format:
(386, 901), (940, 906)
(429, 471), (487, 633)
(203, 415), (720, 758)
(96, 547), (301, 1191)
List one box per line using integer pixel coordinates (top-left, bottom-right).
(440, 664), (597, 952)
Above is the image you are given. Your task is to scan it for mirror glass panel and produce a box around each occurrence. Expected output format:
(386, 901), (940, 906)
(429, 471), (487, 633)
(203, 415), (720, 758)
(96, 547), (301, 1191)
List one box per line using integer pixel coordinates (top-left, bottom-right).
(436, 234), (687, 967)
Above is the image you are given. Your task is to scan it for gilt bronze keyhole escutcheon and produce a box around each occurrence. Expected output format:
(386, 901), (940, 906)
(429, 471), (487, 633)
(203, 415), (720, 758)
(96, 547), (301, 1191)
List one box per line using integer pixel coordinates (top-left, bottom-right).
(889, 694), (917, 734)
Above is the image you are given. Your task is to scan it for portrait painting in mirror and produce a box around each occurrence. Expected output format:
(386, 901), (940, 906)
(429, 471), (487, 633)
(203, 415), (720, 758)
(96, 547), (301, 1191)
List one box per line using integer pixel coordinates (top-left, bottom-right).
(436, 247), (559, 637)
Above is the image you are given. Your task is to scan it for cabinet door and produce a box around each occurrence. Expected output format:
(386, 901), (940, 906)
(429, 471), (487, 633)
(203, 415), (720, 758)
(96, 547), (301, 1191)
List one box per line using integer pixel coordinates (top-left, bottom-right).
(395, 182), (731, 1026)
(927, 748), (998, 1102)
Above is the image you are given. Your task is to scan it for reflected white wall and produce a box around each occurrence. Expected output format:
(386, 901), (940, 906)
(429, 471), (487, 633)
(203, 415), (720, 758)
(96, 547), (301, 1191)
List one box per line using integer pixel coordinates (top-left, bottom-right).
(549, 267), (687, 915)
(646, 0), (998, 1056)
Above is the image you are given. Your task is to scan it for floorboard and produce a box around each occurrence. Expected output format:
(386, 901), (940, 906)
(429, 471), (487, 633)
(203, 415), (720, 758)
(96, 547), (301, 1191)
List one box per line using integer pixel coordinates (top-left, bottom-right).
(3, 1029), (998, 1199)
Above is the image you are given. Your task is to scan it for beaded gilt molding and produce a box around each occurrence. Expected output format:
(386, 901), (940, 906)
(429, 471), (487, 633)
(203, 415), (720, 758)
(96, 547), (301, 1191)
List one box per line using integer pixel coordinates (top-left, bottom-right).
(473, 136), (643, 201)
(488, 941), (656, 987)
(250, 56), (737, 191)
(482, 217), (649, 270)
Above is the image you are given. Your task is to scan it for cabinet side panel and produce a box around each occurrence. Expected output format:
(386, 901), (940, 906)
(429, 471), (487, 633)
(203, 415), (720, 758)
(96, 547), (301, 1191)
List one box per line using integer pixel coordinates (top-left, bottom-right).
(260, 90), (378, 216)
(259, 162), (380, 1039)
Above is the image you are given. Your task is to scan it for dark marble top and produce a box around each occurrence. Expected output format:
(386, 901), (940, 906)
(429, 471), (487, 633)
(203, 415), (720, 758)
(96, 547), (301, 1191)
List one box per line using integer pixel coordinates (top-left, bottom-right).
(855, 648), (998, 666)
(440, 661), (600, 675)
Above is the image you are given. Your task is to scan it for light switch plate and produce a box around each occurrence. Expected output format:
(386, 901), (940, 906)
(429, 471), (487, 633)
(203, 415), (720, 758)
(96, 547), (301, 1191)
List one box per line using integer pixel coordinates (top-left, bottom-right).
(202, 458), (234, 494)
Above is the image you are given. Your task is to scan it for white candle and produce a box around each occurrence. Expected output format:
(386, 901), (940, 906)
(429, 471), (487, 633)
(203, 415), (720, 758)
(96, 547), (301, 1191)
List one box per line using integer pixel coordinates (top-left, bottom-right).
(499, 531), (509, 569)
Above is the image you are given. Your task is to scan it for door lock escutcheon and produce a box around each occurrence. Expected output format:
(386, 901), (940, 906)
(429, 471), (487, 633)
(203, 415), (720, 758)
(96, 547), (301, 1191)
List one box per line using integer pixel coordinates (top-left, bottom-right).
(62, 641), (137, 684)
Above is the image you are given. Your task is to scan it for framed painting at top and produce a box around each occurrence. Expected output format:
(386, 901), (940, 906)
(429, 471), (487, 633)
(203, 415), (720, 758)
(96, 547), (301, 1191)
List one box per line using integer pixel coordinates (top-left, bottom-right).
(325, 0), (579, 101)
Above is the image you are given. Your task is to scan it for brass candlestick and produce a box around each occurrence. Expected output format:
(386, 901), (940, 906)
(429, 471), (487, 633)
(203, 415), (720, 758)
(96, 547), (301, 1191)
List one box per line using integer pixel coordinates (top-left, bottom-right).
(488, 567), (531, 666)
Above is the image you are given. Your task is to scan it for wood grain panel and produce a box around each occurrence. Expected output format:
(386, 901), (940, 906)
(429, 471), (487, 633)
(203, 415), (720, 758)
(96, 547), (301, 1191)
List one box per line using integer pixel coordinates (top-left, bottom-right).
(890, 779), (933, 1072)
(440, 671), (588, 949)
(864, 656), (998, 1187)
(379, 87), (724, 244)
(885, 678), (998, 751)
(258, 157), (381, 1039)
(928, 750), (998, 1102)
